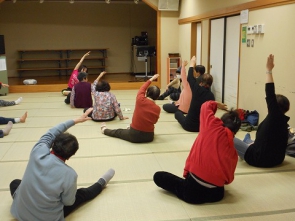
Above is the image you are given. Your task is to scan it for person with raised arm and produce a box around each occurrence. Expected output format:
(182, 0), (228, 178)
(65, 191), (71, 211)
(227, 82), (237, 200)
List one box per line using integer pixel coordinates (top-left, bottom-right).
(175, 56), (215, 132)
(62, 51), (90, 96)
(234, 54), (290, 167)
(101, 74), (161, 143)
(84, 71), (128, 122)
(154, 100), (241, 204)
(10, 108), (115, 220)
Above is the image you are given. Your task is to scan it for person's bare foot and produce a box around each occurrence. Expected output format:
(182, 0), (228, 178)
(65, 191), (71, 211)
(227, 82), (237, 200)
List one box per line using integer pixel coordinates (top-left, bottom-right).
(20, 112), (28, 123)
(101, 122), (107, 134)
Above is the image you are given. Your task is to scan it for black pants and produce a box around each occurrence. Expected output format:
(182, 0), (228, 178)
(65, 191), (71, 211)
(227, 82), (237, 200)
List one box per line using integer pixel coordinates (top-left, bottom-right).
(153, 172), (224, 204)
(0, 117), (15, 125)
(175, 111), (199, 132)
(104, 126), (154, 143)
(162, 103), (187, 114)
(10, 179), (103, 217)
(158, 87), (180, 101)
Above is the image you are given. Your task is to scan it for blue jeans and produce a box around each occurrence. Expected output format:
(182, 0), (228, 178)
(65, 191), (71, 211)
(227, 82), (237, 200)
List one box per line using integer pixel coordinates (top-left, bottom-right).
(233, 137), (249, 160)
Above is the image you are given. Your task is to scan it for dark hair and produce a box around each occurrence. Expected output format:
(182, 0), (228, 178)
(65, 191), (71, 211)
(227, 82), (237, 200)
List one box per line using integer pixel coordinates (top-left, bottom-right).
(195, 65), (205, 75)
(221, 109), (241, 134)
(146, 85), (160, 100)
(200, 73), (213, 88)
(96, 80), (111, 92)
(78, 65), (88, 73)
(51, 133), (79, 160)
(276, 94), (290, 114)
(77, 72), (87, 82)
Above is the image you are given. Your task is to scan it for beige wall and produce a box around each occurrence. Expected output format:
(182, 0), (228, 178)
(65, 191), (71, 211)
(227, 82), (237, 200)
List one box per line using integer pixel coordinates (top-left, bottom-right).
(0, 2), (156, 77)
(239, 4), (295, 126)
(179, 0), (254, 19)
(159, 11), (179, 88)
(178, 0), (295, 126)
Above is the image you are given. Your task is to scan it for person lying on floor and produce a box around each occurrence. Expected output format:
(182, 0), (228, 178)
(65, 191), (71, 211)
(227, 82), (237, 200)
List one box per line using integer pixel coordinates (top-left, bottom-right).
(101, 74), (160, 143)
(153, 100), (241, 204)
(233, 54), (290, 168)
(9, 108), (115, 221)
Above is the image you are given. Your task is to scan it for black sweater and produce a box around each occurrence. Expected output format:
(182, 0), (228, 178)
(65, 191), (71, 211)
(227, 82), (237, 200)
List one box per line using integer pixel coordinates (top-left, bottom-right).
(184, 67), (215, 132)
(245, 83), (290, 167)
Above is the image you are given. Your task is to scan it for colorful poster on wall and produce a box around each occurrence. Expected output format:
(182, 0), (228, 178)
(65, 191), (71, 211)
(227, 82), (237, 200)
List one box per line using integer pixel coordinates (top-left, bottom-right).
(242, 26), (247, 43)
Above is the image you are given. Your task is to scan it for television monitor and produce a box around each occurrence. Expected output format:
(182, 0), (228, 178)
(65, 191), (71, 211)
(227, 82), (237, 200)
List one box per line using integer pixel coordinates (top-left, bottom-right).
(0, 35), (5, 55)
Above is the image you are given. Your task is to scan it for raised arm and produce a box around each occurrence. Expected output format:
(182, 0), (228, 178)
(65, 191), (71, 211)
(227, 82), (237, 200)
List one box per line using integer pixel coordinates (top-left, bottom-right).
(136, 74), (159, 99)
(74, 51), (90, 70)
(96, 71), (107, 82)
(187, 56), (196, 89)
(266, 54), (274, 83)
(180, 60), (188, 84)
(32, 108), (92, 153)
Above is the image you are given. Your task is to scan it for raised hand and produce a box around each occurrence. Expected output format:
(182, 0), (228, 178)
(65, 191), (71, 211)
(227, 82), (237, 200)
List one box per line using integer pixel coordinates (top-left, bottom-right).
(266, 54), (274, 72)
(150, 74), (159, 81)
(74, 108), (93, 124)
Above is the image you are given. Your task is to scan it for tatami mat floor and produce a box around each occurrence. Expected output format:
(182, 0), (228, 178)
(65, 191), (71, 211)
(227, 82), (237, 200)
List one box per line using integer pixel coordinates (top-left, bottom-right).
(0, 91), (295, 221)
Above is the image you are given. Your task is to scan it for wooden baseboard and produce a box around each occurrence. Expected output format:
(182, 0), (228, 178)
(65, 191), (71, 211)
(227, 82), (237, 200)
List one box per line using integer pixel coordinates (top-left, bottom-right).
(8, 81), (160, 93)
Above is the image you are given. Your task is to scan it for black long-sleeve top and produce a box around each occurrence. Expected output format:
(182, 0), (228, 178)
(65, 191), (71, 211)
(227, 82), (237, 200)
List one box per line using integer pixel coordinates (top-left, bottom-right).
(184, 67), (215, 132)
(245, 83), (290, 167)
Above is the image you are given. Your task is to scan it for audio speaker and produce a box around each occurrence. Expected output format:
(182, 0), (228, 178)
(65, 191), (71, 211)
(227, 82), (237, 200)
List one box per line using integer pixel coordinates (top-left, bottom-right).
(158, 0), (179, 11)
(0, 35), (5, 55)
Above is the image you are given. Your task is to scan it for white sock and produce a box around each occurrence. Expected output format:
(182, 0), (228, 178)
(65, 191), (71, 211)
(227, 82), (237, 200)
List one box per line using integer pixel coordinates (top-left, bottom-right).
(15, 97), (23, 105)
(3, 121), (13, 136)
(14, 118), (20, 123)
(97, 168), (115, 187)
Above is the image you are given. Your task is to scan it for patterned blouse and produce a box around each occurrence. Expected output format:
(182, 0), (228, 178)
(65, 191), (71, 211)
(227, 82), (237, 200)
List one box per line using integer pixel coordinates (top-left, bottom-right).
(91, 80), (123, 120)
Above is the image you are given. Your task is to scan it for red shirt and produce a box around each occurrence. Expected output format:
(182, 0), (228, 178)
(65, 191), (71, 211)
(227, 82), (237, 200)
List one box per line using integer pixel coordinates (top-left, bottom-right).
(183, 101), (238, 187)
(130, 81), (161, 132)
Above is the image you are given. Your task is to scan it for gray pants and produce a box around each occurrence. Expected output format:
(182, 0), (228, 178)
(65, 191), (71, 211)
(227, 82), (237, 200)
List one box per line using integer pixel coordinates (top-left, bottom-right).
(233, 137), (250, 160)
(0, 99), (15, 107)
(104, 126), (154, 143)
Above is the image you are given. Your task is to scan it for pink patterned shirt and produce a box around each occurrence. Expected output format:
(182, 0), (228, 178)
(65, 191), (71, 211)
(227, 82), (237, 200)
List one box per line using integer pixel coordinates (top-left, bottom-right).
(91, 80), (123, 120)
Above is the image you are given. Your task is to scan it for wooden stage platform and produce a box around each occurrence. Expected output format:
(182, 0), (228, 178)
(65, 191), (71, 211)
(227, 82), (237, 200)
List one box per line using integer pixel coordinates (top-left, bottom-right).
(7, 73), (156, 93)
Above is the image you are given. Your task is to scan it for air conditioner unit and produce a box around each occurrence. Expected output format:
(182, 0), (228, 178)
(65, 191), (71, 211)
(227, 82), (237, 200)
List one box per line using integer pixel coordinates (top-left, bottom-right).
(158, 0), (179, 11)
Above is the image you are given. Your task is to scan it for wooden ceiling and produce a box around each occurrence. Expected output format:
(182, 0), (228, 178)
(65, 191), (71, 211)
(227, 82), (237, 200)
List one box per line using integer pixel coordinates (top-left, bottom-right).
(1, 0), (140, 3)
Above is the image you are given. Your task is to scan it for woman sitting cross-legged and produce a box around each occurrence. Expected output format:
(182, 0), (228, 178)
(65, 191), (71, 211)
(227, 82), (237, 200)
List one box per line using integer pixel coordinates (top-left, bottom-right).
(153, 100), (241, 204)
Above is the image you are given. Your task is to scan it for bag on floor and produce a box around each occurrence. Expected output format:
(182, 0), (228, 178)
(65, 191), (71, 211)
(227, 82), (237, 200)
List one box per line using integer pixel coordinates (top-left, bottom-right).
(286, 128), (295, 157)
(245, 110), (259, 126)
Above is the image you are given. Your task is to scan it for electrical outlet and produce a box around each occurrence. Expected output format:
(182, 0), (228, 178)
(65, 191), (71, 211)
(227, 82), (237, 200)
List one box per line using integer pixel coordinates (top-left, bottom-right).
(247, 26), (253, 34)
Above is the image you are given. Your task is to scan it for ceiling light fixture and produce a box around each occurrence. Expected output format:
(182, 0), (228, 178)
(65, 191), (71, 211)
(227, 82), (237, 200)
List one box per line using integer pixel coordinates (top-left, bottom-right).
(134, 0), (139, 4)
(12, 0), (17, 3)
(105, 0), (110, 4)
(40, 0), (44, 3)
(69, 0), (74, 3)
